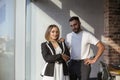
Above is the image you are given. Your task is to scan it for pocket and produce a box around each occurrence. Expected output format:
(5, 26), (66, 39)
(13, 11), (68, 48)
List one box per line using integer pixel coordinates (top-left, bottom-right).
(68, 60), (73, 69)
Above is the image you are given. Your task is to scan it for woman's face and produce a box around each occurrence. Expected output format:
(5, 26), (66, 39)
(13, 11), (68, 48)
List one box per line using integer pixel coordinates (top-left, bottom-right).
(49, 27), (59, 41)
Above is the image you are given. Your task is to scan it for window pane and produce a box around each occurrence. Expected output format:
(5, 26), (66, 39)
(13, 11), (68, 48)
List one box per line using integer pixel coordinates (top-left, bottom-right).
(0, 0), (15, 80)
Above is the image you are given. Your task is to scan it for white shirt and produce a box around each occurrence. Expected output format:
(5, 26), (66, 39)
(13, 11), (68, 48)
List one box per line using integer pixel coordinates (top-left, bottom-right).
(42, 46), (69, 80)
(65, 31), (99, 60)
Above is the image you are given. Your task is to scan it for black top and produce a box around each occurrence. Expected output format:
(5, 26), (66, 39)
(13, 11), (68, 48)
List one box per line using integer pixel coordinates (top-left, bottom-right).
(41, 41), (70, 76)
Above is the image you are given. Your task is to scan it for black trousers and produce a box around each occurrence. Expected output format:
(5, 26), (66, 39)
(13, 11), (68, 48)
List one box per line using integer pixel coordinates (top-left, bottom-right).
(68, 59), (91, 80)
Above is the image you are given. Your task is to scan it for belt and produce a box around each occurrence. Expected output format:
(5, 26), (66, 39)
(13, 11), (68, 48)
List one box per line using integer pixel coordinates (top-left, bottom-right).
(71, 59), (84, 62)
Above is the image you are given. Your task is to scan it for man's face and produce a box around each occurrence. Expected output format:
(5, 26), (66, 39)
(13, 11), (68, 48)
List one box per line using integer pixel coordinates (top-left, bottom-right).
(69, 20), (81, 33)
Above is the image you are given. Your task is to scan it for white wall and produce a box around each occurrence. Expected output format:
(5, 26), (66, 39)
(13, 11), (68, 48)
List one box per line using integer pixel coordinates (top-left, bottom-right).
(30, 0), (104, 79)
(30, 3), (63, 80)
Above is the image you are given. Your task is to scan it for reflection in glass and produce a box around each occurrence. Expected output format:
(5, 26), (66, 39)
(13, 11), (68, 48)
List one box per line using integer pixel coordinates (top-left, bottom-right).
(0, 0), (15, 80)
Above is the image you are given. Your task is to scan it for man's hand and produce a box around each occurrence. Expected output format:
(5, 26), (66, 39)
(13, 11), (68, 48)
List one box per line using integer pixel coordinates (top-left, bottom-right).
(84, 58), (97, 65)
(59, 38), (65, 42)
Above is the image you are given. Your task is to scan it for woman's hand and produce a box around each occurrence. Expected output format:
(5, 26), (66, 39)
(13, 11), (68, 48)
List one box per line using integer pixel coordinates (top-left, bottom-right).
(62, 54), (70, 62)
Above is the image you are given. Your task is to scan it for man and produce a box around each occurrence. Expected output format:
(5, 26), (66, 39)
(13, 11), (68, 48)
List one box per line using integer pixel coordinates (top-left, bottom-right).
(65, 16), (105, 80)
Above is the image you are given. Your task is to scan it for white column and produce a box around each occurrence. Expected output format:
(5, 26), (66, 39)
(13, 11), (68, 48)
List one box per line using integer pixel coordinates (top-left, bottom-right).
(15, 0), (26, 80)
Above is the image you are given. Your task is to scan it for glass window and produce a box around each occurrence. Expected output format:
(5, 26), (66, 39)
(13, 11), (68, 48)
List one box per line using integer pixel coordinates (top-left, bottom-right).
(0, 0), (15, 80)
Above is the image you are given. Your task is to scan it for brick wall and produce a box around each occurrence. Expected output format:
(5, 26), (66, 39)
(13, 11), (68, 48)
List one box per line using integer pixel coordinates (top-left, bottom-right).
(104, 0), (120, 65)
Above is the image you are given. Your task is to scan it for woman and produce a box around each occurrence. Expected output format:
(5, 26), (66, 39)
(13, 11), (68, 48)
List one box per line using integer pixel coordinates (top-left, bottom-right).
(41, 24), (70, 80)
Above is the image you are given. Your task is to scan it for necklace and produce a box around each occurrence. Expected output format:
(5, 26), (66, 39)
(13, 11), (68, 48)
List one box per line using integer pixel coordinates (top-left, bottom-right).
(51, 41), (56, 43)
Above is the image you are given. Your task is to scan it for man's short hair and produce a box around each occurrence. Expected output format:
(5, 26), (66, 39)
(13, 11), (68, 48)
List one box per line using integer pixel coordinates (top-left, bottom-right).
(69, 16), (80, 22)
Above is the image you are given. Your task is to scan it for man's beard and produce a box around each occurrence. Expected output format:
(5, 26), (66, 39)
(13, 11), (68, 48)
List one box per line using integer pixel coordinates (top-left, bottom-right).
(73, 28), (80, 33)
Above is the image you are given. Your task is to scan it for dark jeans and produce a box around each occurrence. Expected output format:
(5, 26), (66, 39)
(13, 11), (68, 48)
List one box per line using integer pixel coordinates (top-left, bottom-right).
(68, 59), (91, 80)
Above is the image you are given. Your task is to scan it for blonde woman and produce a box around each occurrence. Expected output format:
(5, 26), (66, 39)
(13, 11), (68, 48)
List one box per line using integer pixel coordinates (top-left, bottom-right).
(41, 24), (70, 80)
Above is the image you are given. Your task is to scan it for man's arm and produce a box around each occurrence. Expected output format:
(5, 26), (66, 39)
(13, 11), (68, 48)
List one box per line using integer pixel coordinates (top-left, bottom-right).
(84, 41), (105, 64)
